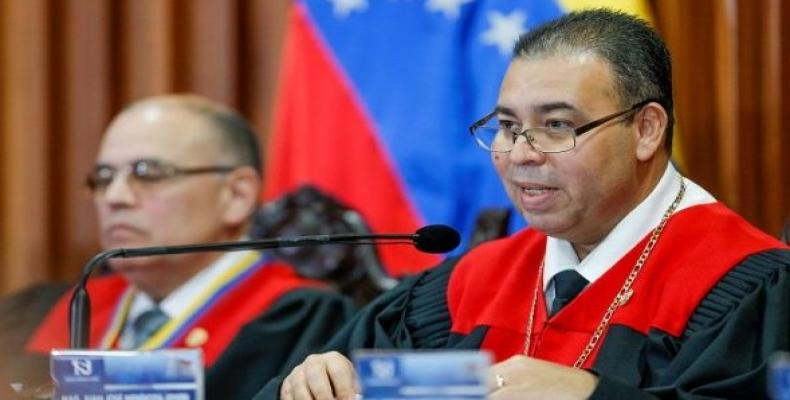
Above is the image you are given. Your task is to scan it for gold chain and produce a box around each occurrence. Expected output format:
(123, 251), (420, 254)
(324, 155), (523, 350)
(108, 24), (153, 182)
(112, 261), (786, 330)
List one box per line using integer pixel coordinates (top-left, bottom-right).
(523, 260), (543, 355)
(523, 177), (687, 367)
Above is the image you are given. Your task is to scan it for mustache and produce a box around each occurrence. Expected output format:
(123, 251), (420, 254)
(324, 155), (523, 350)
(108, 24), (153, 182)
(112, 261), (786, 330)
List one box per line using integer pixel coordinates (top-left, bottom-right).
(507, 166), (556, 184)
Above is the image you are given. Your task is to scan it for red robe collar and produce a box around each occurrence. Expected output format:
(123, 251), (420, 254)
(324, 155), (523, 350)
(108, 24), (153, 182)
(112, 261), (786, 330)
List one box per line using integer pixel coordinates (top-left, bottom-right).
(448, 202), (785, 366)
(27, 259), (323, 366)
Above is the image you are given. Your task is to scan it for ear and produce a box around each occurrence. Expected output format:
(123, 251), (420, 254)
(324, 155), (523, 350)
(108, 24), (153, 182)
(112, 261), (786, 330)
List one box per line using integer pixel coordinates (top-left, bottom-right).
(219, 166), (261, 227)
(634, 102), (669, 162)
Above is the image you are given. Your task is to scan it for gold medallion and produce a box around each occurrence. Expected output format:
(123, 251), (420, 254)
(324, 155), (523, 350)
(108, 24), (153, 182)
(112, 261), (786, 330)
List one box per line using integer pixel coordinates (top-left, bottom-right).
(185, 327), (209, 347)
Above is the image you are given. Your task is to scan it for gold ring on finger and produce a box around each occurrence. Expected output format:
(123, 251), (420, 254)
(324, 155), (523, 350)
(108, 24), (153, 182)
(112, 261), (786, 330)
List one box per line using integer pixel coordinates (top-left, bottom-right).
(495, 373), (505, 389)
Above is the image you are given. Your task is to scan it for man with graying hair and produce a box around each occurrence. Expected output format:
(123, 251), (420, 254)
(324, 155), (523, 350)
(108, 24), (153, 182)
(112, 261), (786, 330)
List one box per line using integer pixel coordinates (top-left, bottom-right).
(259, 9), (790, 400)
(26, 95), (356, 399)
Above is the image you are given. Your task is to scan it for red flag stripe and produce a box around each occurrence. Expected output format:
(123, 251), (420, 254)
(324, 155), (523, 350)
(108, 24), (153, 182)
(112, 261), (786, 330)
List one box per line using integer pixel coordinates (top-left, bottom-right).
(263, 4), (440, 274)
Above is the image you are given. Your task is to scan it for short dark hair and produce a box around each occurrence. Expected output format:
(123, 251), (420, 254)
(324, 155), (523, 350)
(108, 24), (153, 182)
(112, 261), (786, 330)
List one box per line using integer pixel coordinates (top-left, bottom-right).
(200, 106), (263, 175)
(513, 9), (674, 152)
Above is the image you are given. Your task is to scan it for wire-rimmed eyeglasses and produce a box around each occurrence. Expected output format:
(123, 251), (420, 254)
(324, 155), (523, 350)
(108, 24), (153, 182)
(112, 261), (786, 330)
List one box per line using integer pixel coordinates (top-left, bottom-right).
(86, 158), (239, 193)
(469, 99), (655, 154)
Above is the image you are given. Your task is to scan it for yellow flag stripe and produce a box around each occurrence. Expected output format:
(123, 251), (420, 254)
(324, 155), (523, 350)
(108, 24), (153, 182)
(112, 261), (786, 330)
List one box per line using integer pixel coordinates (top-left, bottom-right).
(557, 0), (652, 20)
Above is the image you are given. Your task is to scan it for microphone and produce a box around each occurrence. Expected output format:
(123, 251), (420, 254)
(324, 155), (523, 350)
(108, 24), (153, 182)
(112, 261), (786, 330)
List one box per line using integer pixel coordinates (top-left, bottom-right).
(412, 224), (460, 253)
(69, 224), (460, 348)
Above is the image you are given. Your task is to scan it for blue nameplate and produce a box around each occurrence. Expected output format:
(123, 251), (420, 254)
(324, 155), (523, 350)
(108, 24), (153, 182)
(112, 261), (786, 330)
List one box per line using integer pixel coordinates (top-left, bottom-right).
(771, 352), (790, 400)
(50, 349), (203, 400)
(353, 350), (491, 399)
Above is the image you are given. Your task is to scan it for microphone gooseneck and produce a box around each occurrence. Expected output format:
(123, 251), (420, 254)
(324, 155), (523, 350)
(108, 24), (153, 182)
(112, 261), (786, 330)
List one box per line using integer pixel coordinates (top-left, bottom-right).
(69, 225), (461, 348)
(70, 248), (126, 348)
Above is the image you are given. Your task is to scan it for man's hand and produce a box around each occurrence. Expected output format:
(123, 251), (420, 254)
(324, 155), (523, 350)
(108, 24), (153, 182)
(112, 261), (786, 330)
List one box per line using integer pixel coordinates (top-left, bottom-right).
(488, 355), (599, 400)
(280, 351), (359, 400)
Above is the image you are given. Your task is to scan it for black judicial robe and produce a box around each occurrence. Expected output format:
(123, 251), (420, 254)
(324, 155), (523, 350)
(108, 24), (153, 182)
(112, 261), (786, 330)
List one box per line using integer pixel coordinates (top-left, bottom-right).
(205, 289), (357, 400)
(26, 258), (356, 400)
(255, 203), (790, 399)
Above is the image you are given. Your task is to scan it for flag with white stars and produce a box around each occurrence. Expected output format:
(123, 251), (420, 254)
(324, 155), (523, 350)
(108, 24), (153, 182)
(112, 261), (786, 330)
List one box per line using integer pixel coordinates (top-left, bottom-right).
(264, 0), (650, 275)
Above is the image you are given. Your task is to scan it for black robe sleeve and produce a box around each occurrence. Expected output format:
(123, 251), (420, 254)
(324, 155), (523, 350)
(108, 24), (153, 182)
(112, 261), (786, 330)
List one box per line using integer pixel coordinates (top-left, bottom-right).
(206, 287), (357, 400)
(253, 256), (461, 400)
(590, 248), (790, 400)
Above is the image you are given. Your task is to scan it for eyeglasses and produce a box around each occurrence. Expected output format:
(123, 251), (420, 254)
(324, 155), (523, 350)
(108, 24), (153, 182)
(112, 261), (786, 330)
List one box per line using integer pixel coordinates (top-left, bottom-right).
(469, 100), (654, 154)
(86, 158), (239, 193)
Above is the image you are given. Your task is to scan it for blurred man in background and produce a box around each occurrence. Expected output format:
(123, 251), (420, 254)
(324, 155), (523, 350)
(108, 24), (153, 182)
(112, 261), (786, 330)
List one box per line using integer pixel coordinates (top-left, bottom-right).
(25, 95), (355, 399)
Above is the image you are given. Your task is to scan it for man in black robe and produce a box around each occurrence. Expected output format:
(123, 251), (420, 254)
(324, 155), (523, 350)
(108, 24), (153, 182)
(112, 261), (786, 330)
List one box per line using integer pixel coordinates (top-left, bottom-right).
(21, 95), (356, 400)
(255, 9), (790, 400)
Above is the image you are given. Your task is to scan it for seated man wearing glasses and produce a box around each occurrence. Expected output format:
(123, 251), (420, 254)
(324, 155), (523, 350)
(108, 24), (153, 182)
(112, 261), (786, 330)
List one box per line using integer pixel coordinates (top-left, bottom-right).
(26, 95), (356, 399)
(263, 9), (790, 400)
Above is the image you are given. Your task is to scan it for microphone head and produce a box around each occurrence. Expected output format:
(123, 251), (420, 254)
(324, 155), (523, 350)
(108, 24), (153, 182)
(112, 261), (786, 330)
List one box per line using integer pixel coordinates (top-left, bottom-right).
(414, 224), (461, 253)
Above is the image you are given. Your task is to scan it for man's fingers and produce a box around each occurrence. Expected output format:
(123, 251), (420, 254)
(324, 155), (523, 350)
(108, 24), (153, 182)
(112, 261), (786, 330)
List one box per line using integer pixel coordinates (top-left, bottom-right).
(279, 373), (292, 400)
(303, 354), (338, 400)
(280, 352), (359, 400)
(489, 386), (523, 400)
(324, 353), (358, 400)
(488, 355), (530, 389)
(286, 364), (315, 400)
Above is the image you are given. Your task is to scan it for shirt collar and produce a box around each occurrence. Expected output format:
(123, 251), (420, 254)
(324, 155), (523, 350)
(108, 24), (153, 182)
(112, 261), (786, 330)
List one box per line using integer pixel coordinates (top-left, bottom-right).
(544, 163), (716, 289)
(127, 240), (253, 320)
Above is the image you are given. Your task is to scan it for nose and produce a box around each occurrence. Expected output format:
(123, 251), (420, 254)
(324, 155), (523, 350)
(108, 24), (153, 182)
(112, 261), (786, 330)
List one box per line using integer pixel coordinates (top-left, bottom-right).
(508, 134), (546, 165)
(99, 170), (137, 207)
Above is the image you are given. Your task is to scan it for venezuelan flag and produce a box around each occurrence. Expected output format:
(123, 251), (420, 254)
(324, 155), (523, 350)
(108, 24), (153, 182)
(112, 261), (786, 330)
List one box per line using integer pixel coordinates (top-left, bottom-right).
(264, 0), (653, 275)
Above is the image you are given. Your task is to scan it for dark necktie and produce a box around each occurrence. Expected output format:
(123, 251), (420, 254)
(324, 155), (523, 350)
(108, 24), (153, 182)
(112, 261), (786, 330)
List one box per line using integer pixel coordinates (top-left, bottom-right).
(549, 269), (589, 317)
(130, 307), (169, 348)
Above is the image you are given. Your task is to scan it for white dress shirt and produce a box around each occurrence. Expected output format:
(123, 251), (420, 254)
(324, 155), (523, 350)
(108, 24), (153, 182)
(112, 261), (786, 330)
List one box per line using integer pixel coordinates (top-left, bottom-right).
(118, 248), (256, 349)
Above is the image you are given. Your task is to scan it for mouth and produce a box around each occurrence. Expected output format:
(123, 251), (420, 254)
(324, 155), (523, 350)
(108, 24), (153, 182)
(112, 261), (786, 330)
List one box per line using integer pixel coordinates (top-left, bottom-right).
(520, 183), (559, 196)
(514, 182), (560, 210)
(102, 223), (146, 244)
(519, 182), (559, 195)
